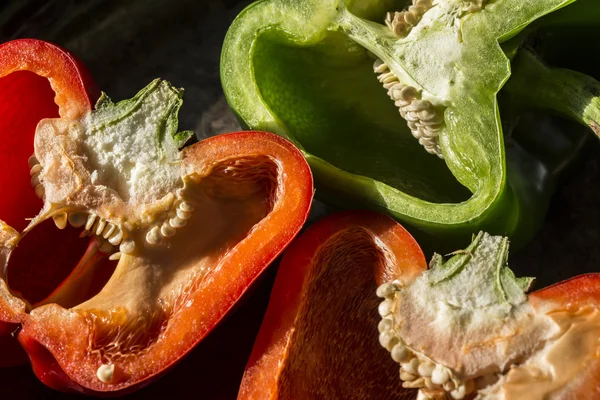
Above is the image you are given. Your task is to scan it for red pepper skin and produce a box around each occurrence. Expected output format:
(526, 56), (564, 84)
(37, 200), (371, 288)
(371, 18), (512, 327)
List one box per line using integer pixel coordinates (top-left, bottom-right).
(238, 210), (427, 400)
(16, 131), (313, 394)
(531, 273), (600, 305)
(0, 39), (98, 367)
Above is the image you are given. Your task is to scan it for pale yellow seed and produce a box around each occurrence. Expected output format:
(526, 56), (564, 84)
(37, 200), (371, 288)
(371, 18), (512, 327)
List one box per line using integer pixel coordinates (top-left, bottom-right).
(412, 99), (431, 111)
(95, 219), (107, 236)
(102, 223), (116, 239)
(379, 330), (399, 350)
(431, 365), (450, 385)
(85, 214), (97, 231)
(400, 86), (418, 102)
(28, 155), (39, 168)
(400, 371), (417, 382)
(402, 358), (420, 375)
(393, 21), (409, 37)
(35, 184), (45, 199)
(404, 11), (418, 26)
(409, 6), (425, 16)
(96, 364), (114, 383)
(378, 299), (393, 316)
(373, 59), (389, 74)
(120, 239), (135, 254)
(176, 209), (192, 220)
(170, 217), (187, 228)
(30, 174), (40, 187)
(378, 317), (393, 333)
(179, 201), (195, 212)
(108, 228), (123, 245)
(391, 343), (412, 363)
(68, 212), (87, 228)
(146, 227), (161, 245)
(451, 384), (466, 400)
(53, 213), (68, 230)
(161, 223), (176, 237)
(29, 164), (42, 176)
(418, 109), (437, 121)
(418, 361), (435, 377)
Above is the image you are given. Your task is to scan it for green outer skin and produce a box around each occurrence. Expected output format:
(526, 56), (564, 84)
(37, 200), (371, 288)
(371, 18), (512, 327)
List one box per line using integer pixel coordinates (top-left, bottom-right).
(221, 0), (576, 248)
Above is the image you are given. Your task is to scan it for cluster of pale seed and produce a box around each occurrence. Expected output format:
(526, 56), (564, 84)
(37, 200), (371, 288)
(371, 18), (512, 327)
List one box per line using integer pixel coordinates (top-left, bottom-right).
(145, 200), (195, 245)
(385, 0), (434, 39)
(373, 60), (444, 158)
(62, 211), (132, 260)
(29, 154), (134, 259)
(28, 155), (45, 199)
(79, 213), (132, 259)
(377, 282), (476, 400)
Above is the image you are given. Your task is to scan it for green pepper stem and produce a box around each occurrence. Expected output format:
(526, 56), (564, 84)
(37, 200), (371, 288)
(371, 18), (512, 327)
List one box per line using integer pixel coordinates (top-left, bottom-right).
(427, 232), (533, 309)
(505, 50), (600, 139)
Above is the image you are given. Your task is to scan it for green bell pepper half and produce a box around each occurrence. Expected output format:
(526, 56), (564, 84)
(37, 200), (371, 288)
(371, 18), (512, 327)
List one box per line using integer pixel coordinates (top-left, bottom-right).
(221, 0), (589, 248)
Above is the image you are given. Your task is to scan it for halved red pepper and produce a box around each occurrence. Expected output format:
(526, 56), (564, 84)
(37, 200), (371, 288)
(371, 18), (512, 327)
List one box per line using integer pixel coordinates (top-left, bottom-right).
(0, 39), (99, 367)
(242, 212), (600, 399)
(239, 210), (427, 399)
(0, 39), (313, 395)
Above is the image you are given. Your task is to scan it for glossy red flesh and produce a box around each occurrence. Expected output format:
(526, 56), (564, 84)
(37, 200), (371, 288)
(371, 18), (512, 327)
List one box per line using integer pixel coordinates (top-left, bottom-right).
(241, 222), (600, 400)
(0, 71), (57, 231)
(0, 39), (97, 366)
(239, 211), (427, 399)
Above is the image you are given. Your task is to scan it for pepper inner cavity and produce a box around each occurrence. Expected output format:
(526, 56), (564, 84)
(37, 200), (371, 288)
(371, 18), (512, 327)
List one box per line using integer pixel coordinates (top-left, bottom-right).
(72, 155), (279, 366)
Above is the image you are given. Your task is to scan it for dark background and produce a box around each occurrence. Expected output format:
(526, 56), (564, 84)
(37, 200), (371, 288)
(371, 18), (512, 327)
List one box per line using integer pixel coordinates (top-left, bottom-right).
(0, 0), (599, 398)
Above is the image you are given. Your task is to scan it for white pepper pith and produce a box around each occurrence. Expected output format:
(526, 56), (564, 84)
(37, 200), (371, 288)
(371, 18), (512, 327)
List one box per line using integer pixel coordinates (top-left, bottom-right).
(377, 281), (490, 399)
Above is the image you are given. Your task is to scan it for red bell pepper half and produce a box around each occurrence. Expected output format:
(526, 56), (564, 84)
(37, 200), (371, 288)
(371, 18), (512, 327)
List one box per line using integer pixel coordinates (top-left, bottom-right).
(0, 38), (314, 396)
(240, 213), (600, 399)
(238, 210), (427, 399)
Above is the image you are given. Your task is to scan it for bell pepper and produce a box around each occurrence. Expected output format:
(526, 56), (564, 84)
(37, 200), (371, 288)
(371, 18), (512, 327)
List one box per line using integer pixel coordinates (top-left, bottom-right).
(241, 211), (600, 399)
(221, 0), (594, 248)
(239, 210), (428, 399)
(0, 39), (313, 394)
(0, 38), (99, 367)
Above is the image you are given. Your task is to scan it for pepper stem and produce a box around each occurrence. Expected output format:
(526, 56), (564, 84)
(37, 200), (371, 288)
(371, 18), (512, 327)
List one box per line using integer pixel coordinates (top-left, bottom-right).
(505, 49), (600, 139)
(425, 232), (534, 310)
